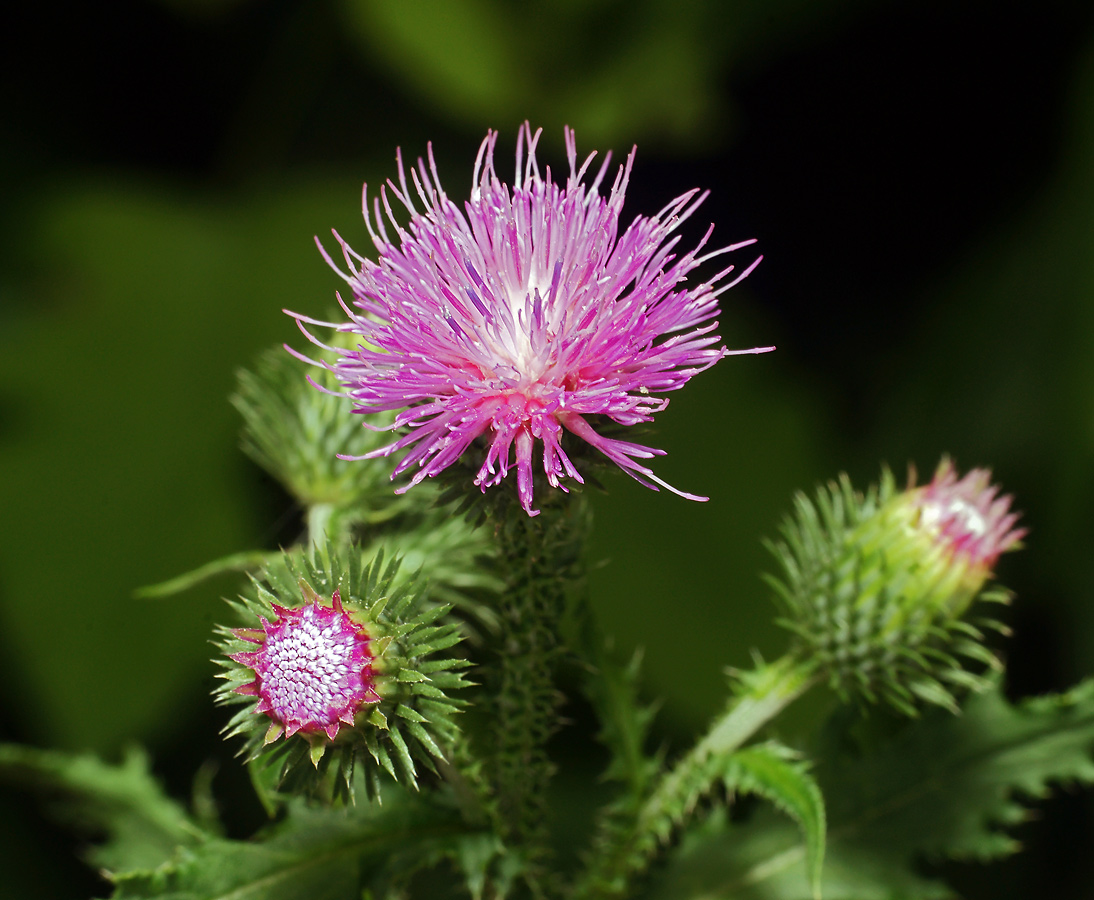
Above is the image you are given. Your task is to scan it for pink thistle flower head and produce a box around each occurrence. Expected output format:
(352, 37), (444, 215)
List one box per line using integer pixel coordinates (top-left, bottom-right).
(231, 590), (380, 742)
(911, 459), (1026, 578)
(289, 124), (771, 515)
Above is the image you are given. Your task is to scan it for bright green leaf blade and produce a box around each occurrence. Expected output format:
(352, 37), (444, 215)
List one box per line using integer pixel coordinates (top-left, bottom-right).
(0, 744), (206, 874)
(723, 744), (826, 899)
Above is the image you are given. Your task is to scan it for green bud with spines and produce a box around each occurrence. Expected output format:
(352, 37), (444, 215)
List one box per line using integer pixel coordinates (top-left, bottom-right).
(213, 541), (471, 803)
(765, 459), (1024, 716)
(233, 338), (402, 515)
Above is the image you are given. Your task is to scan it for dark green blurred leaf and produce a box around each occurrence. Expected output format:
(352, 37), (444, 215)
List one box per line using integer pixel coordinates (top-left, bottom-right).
(110, 793), (468, 900)
(0, 744), (206, 874)
(0, 173), (378, 752)
(340, 0), (722, 146)
(338, 0), (866, 148)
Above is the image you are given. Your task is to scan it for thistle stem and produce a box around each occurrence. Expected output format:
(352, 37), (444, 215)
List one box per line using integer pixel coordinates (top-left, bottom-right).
(577, 655), (819, 900)
(306, 502), (337, 547)
(488, 493), (589, 890)
(689, 655), (818, 762)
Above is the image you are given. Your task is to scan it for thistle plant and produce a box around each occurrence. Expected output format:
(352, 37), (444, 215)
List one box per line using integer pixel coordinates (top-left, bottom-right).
(7, 125), (1094, 900)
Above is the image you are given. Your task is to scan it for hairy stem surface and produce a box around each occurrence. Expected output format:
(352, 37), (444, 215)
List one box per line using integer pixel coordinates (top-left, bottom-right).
(489, 493), (589, 890)
(577, 655), (819, 899)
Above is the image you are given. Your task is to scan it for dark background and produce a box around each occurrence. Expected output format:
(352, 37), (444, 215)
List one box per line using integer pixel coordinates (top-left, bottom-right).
(3, 0), (1094, 896)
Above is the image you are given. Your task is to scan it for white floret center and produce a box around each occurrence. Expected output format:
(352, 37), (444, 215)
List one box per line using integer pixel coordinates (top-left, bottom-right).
(921, 496), (987, 540)
(263, 606), (357, 723)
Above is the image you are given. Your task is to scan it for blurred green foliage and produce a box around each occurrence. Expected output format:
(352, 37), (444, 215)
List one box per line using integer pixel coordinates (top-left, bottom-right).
(0, 175), (369, 753)
(2, 0), (1094, 896)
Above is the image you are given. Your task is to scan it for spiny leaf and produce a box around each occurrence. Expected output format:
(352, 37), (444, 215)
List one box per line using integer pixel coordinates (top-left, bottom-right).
(586, 645), (660, 796)
(722, 744), (826, 899)
(576, 659), (817, 900)
(647, 681), (1094, 899)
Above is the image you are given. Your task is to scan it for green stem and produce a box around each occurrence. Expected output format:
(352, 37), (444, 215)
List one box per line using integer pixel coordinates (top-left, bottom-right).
(488, 493), (589, 892)
(577, 655), (819, 900)
(688, 655), (818, 762)
(306, 502), (337, 548)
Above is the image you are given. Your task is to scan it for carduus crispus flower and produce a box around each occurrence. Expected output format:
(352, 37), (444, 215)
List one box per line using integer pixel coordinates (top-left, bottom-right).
(215, 547), (470, 798)
(289, 124), (771, 515)
(766, 459), (1024, 714)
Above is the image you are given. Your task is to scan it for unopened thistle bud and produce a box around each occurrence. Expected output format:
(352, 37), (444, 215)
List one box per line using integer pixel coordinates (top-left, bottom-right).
(765, 459), (1024, 715)
(214, 543), (470, 800)
(231, 342), (399, 516)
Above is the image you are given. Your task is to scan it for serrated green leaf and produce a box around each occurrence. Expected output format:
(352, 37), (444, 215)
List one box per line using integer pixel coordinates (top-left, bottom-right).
(723, 744), (825, 899)
(0, 744), (207, 874)
(648, 681), (1094, 899)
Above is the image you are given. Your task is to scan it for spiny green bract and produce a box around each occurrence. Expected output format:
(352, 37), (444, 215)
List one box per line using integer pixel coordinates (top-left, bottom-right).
(764, 468), (1010, 716)
(214, 542), (471, 803)
(232, 339), (401, 515)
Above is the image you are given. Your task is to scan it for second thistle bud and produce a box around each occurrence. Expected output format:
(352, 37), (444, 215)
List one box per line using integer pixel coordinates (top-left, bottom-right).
(765, 459), (1024, 715)
(215, 543), (470, 801)
(904, 460), (1025, 612)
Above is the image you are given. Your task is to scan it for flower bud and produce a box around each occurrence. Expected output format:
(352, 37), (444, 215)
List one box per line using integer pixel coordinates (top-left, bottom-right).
(765, 459), (1024, 715)
(905, 459), (1025, 610)
(231, 341), (399, 514)
(214, 543), (470, 801)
